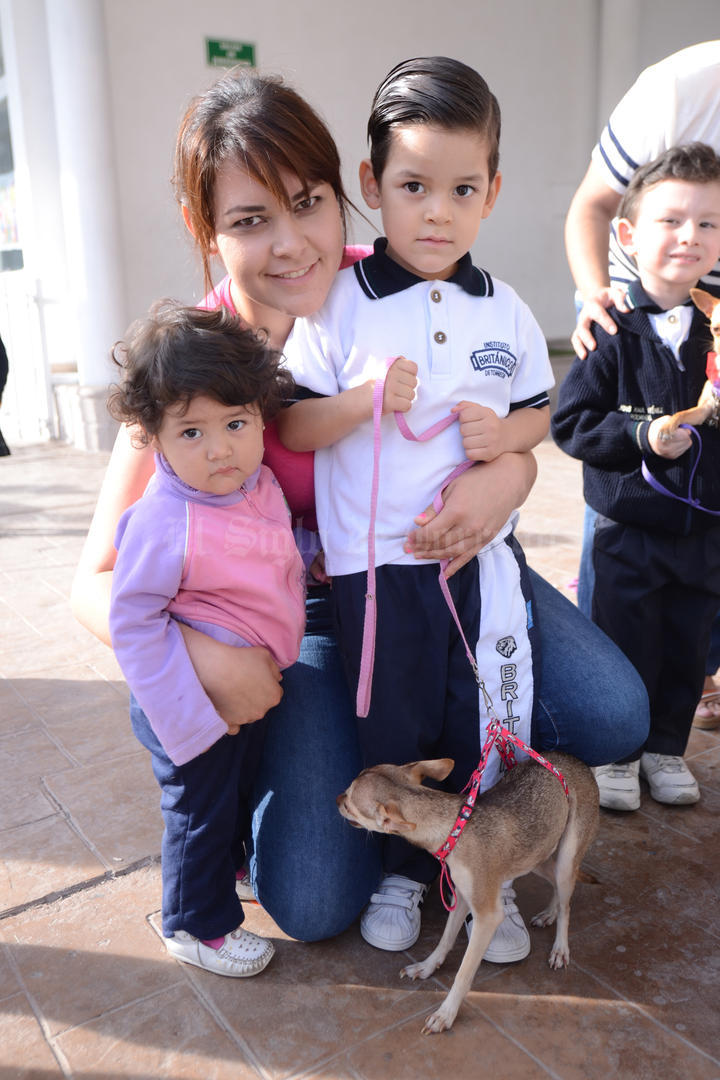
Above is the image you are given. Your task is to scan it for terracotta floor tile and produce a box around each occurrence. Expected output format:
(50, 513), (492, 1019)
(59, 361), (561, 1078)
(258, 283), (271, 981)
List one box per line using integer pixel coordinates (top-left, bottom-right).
(0, 726), (74, 783)
(343, 1005), (553, 1080)
(0, 994), (65, 1077)
(184, 908), (437, 1079)
(572, 904), (720, 1062)
(0, 773), (59, 830)
(3, 866), (175, 1039)
(0, 677), (40, 736)
(43, 754), (161, 869)
(56, 982), (261, 1079)
(0, 946), (22, 1002)
(0, 814), (104, 912)
(466, 963), (720, 1080)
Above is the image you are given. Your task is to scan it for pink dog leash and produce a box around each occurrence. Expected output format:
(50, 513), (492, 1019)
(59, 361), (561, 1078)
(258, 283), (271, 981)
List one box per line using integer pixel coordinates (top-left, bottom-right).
(356, 359), (473, 717)
(356, 360), (569, 912)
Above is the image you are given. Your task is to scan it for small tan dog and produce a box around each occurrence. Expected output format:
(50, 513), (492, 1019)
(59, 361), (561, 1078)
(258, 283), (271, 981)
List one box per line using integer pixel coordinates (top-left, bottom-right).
(338, 752), (598, 1034)
(658, 287), (720, 436)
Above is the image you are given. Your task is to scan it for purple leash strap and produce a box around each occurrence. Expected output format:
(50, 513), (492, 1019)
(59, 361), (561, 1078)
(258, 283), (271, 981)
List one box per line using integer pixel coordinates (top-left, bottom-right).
(641, 423), (720, 516)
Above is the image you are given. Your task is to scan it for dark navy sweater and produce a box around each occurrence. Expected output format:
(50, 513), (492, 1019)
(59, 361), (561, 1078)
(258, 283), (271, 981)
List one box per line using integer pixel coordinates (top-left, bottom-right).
(552, 284), (720, 535)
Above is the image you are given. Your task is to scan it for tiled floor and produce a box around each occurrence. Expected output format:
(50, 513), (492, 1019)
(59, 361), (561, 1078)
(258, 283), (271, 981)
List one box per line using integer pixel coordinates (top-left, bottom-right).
(1, 428), (720, 1079)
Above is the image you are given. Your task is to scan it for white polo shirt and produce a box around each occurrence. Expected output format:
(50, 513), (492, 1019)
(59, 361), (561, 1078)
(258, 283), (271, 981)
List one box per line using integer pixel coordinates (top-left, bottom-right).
(591, 40), (720, 290)
(283, 239), (552, 576)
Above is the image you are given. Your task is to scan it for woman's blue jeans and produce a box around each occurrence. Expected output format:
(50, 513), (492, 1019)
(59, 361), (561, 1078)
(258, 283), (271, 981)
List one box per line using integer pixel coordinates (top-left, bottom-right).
(250, 574), (649, 940)
(133, 575), (649, 944)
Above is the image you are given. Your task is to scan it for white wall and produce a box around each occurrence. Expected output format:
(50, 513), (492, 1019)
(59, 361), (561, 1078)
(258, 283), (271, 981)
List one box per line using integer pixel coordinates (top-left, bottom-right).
(103, 0), (600, 339)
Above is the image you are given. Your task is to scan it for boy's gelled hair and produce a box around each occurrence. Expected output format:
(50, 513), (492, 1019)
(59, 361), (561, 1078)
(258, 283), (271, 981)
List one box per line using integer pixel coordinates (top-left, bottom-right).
(619, 142), (720, 223)
(108, 300), (294, 444)
(367, 56), (501, 183)
(173, 68), (350, 293)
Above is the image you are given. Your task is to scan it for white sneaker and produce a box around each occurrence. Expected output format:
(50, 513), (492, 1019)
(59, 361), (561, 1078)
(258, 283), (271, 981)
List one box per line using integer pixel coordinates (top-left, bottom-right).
(640, 753), (700, 805)
(466, 885), (530, 963)
(592, 761), (641, 811)
(360, 873), (428, 950)
(235, 866), (255, 902)
(165, 924), (274, 977)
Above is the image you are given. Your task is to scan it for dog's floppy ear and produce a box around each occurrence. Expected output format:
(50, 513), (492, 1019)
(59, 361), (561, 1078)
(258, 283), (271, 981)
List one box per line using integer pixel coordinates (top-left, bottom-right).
(690, 288), (718, 320)
(376, 801), (417, 834)
(402, 758), (455, 785)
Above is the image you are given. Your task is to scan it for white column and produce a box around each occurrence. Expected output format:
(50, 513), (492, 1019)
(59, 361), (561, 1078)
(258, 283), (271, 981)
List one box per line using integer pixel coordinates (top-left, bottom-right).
(45, 0), (126, 448)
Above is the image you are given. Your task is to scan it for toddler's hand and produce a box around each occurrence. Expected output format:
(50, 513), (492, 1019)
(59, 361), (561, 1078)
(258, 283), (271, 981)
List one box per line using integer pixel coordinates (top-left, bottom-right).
(648, 417), (693, 459)
(383, 356), (418, 414)
(309, 549), (330, 584)
(452, 401), (503, 461)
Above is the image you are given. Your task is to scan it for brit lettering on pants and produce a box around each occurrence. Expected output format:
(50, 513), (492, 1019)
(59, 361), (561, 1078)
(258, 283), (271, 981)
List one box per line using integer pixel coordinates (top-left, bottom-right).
(499, 662), (521, 734)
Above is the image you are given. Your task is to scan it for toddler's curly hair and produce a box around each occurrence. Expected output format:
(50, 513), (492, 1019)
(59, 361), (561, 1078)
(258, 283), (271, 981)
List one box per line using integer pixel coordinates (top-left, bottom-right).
(108, 300), (294, 443)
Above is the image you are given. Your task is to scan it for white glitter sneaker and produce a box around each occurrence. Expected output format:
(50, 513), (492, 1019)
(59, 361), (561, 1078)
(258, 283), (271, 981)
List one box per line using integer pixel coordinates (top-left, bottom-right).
(360, 873), (428, 950)
(640, 753), (700, 805)
(592, 761), (641, 811)
(165, 924), (274, 977)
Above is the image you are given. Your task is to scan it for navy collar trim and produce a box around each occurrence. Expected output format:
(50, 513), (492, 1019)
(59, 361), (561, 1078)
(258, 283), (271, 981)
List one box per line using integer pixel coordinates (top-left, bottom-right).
(354, 237), (493, 300)
(627, 281), (697, 314)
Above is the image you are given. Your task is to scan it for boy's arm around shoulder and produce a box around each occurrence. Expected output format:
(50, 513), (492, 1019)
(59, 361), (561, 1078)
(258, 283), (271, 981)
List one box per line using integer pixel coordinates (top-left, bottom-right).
(551, 321), (645, 467)
(110, 496), (228, 765)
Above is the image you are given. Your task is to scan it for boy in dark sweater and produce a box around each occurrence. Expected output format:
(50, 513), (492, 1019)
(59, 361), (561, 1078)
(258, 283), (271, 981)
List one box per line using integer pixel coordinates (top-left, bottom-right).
(552, 143), (720, 811)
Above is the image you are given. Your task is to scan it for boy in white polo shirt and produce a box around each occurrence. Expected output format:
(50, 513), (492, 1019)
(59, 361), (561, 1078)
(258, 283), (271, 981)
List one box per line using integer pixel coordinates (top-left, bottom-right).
(280, 56), (553, 960)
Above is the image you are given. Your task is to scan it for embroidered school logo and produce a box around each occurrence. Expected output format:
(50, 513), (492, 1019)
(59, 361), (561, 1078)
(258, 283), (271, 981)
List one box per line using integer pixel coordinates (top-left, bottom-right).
(470, 342), (517, 378)
(496, 636), (517, 659)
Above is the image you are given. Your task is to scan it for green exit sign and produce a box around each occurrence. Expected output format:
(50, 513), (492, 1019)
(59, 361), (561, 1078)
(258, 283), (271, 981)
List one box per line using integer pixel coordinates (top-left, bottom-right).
(206, 38), (256, 68)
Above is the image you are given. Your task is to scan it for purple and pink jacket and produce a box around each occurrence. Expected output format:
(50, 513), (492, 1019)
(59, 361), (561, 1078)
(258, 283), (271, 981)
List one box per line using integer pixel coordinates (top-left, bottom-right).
(110, 454), (306, 765)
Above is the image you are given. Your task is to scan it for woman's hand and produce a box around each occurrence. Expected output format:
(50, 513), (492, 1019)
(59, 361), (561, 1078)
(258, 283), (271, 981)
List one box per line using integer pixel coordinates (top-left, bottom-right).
(404, 451), (537, 578)
(571, 286), (629, 360)
(179, 623), (283, 730)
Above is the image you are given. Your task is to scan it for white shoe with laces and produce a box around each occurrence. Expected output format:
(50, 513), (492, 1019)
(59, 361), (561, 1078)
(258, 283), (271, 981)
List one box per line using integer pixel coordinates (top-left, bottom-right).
(360, 873), (428, 950)
(640, 752), (700, 805)
(165, 924), (274, 977)
(466, 884), (531, 963)
(592, 761), (641, 811)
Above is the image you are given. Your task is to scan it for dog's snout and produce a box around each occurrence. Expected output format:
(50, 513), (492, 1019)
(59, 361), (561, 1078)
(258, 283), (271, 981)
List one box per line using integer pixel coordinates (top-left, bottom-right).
(336, 792), (346, 807)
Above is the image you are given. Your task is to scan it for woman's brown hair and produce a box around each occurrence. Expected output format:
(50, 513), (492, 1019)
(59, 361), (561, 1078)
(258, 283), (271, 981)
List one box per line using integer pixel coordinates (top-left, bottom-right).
(174, 68), (350, 294)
